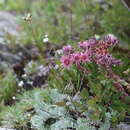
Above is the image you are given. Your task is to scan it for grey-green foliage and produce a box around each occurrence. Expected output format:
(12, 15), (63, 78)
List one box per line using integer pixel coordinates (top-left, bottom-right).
(77, 118), (97, 130)
(31, 89), (74, 130)
(31, 88), (113, 130)
(0, 88), (115, 130)
(76, 112), (112, 130)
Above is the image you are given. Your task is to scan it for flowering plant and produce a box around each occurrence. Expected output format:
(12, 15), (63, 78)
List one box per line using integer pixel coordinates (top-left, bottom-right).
(60, 34), (130, 98)
(49, 34), (130, 125)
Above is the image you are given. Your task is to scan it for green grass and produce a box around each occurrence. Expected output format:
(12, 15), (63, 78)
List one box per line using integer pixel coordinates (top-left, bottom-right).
(0, 88), (37, 129)
(0, 71), (17, 106)
(0, 0), (129, 48)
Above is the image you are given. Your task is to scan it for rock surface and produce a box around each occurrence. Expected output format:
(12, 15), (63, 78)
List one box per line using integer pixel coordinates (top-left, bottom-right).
(110, 123), (130, 130)
(0, 11), (19, 37)
(0, 44), (39, 67)
(116, 123), (130, 130)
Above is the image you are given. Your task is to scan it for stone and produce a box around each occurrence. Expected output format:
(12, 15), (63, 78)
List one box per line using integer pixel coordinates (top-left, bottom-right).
(0, 51), (21, 64)
(0, 11), (19, 37)
(116, 123), (130, 130)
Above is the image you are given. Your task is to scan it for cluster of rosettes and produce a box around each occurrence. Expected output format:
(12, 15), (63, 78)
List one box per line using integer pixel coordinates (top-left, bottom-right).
(60, 34), (122, 69)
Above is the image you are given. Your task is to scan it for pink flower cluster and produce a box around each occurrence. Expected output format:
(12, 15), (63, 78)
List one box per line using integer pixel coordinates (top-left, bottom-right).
(60, 34), (121, 69)
(60, 48), (90, 67)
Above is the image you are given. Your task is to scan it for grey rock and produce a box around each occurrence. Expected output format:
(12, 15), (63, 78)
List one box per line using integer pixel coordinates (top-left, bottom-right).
(0, 11), (19, 37)
(0, 51), (21, 64)
(0, 43), (39, 66)
(37, 65), (50, 76)
(114, 123), (130, 130)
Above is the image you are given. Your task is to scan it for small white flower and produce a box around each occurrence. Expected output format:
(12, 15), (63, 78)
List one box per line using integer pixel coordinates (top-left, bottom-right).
(38, 65), (44, 69)
(27, 81), (33, 85)
(28, 61), (33, 68)
(94, 34), (100, 40)
(43, 37), (49, 43)
(56, 49), (63, 55)
(12, 96), (16, 100)
(54, 64), (59, 70)
(45, 34), (48, 38)
(66, 101), (71, 106)
(27, 113), (31, 117)
(18, 81), (24, 87)
(43, 34), (49, 43)
(22, 74), (27, 78)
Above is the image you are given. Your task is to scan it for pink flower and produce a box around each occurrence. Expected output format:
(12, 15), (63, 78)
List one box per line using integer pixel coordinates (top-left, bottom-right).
(79, 38), (97, 50)
(79, 41), (88, 49)
(63, 45), (72, 54)
(72, 52), (81, 63)
(105, 34), (118, 46)
(80, 52), (89, 63)
(95, 54), (122, 68)
(60, 56), (72, 67)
